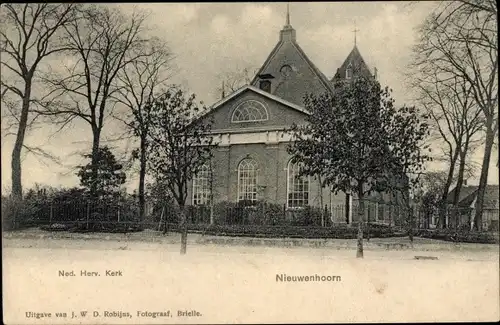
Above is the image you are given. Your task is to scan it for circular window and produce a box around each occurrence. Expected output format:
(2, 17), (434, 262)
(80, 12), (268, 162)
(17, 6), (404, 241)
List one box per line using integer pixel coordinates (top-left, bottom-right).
(280, 65), (293, 78)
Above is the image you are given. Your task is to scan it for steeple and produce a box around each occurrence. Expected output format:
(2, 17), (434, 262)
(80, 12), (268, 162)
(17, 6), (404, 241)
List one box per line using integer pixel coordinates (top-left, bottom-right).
(331, 45), (373, 81)
(352, 23), (360, 47)
(286, 2), (290, 27)
(280, 2), (296, 42)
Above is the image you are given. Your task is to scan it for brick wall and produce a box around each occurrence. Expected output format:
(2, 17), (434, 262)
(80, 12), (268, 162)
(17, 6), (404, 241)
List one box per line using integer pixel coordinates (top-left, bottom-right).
(187, 141), (347, 210)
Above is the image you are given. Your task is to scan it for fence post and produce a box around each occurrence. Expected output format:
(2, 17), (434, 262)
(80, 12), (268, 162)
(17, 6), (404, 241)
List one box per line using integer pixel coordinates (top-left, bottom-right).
(323, 204), (328, 227)
(86, 201), (90, 229)
(49, 203), (53, 224)
(117, 203), (120, 223)
(158, 205), (165, 231)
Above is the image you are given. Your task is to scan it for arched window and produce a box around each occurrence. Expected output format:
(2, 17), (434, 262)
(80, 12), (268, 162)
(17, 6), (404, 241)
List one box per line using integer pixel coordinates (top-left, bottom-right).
(287, 159), (309, 208)
(346, 63), (353, 79)
(192, 164), (211, 205)
(231, 100), (268, 123)
(238, 158), (258, 203)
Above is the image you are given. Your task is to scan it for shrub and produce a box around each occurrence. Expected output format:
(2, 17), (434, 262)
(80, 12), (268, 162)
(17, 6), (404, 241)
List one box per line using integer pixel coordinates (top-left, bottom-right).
(287, 206), (325, 226)
(165, 223), (400, 239)
(416, 229), (499, 244)
(1, 196), (41, 230)
(260, 202), (286, 226)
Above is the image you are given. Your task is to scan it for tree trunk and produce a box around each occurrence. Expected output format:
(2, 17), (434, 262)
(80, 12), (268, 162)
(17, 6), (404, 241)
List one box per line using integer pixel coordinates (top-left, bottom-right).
(453, 153), (467, 206)
(406, 194), (414, 243)
(356, 187), (365, 258)
(452, 143), (469, 228)
(473, 125), (496, 231)
(439, 149), (459, 228)
(90, 128), (101, 198)
(346, 193), (352, 225)
(138, 136), (147, 222)
(179, 206), (188, 255)
(319, 176), (324, 227)
(11, 81), (32, 200)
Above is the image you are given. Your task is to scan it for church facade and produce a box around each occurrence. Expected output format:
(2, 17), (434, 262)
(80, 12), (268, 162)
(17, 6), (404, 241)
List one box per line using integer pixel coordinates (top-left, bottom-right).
(187, 14), (388, 224)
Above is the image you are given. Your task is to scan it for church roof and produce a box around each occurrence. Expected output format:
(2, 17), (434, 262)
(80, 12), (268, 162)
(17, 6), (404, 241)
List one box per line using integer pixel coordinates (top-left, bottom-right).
(332, 45), (373, 81)
(211, 5), (377, 109)
(249, 19), (333, 106)
(251, 38), (333, 93)
(446, 185), (499, 208)
(204, 84), (311, 117)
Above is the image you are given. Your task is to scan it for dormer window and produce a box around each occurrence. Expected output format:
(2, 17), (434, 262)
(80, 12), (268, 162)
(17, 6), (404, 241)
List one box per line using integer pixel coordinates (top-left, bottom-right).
(346, 63), (353, 79)
(259, 80), (271, 93)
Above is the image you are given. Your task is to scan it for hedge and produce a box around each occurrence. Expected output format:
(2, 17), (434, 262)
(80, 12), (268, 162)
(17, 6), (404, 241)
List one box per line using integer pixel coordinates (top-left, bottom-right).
(165, 222), (405, 239)
(416, 229), (499, 244)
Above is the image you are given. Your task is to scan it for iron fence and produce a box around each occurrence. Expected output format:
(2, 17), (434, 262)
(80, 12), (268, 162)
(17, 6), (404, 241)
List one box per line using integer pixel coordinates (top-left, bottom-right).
(3, 196), (498, 233)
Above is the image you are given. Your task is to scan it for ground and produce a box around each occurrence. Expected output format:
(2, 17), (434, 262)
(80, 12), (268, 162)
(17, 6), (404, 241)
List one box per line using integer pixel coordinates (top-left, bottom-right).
(3, 230), (500, 324)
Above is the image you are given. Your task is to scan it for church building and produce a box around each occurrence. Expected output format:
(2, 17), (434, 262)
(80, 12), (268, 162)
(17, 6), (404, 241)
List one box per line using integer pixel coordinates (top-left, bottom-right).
(187, 8), (385, 224)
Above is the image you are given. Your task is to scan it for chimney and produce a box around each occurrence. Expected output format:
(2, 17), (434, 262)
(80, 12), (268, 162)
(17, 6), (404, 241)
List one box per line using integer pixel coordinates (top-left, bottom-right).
(259, 80), (271, 93)
(258, 73), (274, 93)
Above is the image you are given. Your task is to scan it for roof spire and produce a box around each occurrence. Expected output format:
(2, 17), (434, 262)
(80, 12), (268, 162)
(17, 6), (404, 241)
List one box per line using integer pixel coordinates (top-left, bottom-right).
(280, 2), (296, 42)
(286, 2), (290, 26)
(352, 21), (360, 46)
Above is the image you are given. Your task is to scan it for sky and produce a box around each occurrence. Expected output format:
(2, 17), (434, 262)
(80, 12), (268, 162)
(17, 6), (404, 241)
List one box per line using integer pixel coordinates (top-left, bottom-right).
(1, 2), (498, 193)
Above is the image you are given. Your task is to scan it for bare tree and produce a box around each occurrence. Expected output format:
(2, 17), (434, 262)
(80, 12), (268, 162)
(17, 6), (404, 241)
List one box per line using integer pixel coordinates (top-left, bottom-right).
(37, 5), (148, 197)
(112, 37), (174, 221)
(215, 65), (259, 98)
(413, 0), (498, 230)
(0, 3), (78, 199)
(408, 66), (484, 226)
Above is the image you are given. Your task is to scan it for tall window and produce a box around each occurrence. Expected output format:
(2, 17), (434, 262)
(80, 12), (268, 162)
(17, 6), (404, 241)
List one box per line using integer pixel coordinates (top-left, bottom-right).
(238, 158), (258, 203)
(192, 164), (211, 205)
(231, 100), (268, 123)
(287, 160), (309, 208)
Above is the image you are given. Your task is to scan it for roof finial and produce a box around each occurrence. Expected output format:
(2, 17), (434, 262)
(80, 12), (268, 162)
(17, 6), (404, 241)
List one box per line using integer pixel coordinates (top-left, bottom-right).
(286, 2), (290, 26)
(353, 21), (360, 46)
(221, 80), (225, 99)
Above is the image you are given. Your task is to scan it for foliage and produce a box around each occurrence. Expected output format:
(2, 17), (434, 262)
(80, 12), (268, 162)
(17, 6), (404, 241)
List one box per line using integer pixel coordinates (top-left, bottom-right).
(167, 223), (402, 239)
(289, 76), (429, 198)
(417, 229), (498, 244)
(76, 146), (126, 199)
(412, 171), (450, 220)
(287, 206), (326, 226)
(288, 75), (430, 257)
(1, 196), (40, 230)
(146, 87), (216, 207)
